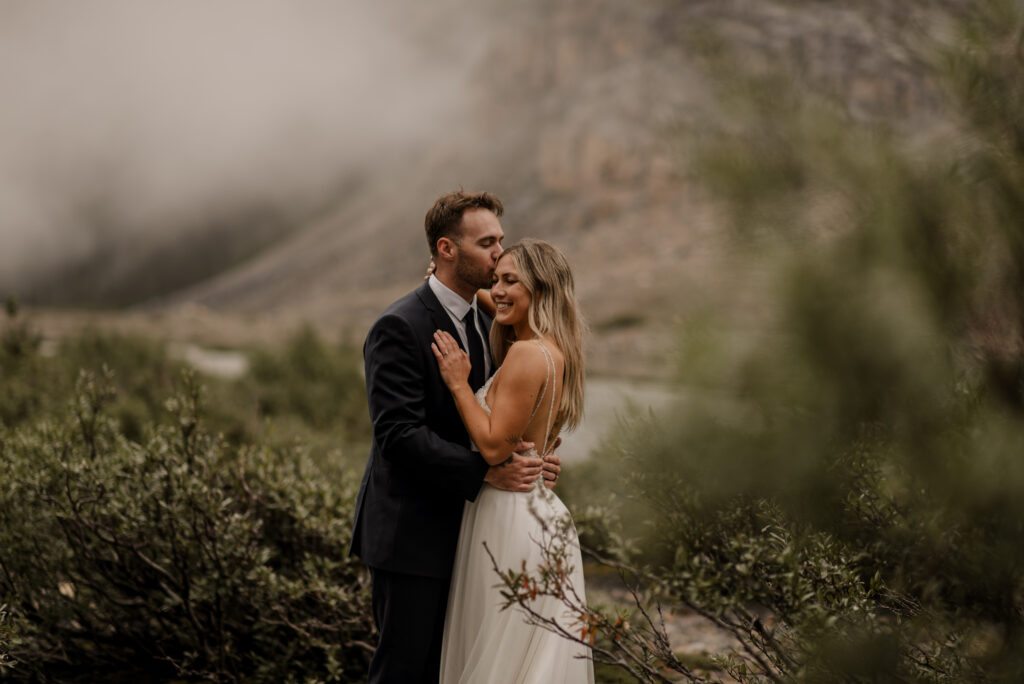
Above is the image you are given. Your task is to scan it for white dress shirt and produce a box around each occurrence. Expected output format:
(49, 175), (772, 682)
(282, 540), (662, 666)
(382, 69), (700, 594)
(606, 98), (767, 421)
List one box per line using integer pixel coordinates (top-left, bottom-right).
(428, 274), (492, 380)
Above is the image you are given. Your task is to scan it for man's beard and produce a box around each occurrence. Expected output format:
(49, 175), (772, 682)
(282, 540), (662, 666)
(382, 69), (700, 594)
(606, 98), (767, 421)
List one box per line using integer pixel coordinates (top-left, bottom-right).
(455, 256), (494, 291)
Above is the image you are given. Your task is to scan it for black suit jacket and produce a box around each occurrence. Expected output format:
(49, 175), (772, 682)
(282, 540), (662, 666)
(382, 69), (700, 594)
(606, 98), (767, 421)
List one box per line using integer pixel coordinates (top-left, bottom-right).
(350, 281), (492, 579)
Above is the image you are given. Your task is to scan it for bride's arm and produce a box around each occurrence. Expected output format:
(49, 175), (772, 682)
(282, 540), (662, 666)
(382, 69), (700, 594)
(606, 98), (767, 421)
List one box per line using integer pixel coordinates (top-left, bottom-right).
(432, 332), (546, 466)
(476, 289), (496, 318)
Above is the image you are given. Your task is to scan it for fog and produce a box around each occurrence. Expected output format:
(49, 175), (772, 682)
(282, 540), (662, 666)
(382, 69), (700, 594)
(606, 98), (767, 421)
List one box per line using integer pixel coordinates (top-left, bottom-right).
(0, 0), (488, 297)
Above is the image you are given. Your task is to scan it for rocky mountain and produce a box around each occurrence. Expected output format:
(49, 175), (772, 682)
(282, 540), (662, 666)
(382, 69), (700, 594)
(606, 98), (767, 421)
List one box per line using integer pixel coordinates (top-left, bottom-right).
(18, 0), (964, 374)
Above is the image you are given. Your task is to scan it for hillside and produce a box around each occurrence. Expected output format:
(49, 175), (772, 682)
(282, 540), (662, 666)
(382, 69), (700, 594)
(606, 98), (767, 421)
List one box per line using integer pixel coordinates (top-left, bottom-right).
(14, 0), (961, 375)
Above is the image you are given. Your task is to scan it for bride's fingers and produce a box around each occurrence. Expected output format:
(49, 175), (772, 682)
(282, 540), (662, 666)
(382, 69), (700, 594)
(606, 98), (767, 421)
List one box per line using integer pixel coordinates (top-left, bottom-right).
(434, 330), (470, 362)
(433, 331), (452, 356)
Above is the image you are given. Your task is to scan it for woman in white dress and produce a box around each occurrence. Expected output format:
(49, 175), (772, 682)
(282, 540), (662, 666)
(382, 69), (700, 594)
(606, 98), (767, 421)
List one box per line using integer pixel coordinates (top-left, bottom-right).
(431, 239), (594, 684)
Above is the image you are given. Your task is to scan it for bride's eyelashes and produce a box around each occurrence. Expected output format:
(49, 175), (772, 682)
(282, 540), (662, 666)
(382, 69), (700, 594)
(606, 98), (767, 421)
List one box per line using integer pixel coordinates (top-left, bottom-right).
(493, 275), (519, 289)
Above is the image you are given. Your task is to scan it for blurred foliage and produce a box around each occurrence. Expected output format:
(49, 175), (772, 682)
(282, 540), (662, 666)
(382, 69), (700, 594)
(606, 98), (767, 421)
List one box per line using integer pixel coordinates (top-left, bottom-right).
(0, 312), (371, 474)
(242, 325), (371, 471)
(0, 370), (374, 682)
(0, 311), (375, 680)
(554, 1), (1024, 681)
(0, 604), (14, 673)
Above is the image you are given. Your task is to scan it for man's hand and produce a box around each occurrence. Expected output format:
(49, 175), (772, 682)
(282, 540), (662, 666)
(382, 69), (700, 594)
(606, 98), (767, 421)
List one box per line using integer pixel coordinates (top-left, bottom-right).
(484, 441), (542, 492)
(542, 437), (562, 489)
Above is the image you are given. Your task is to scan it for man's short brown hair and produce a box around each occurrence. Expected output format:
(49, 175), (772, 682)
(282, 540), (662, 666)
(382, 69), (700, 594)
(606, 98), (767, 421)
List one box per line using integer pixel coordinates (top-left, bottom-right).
(424, 190), (504, 257)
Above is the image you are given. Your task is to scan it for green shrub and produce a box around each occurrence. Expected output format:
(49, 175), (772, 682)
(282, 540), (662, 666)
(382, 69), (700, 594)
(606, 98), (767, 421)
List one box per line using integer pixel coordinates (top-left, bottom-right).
(0, 370), (373, 682)
(248, 325), (368, 432)
(0, 312), (372, 480)
(542, 3), (1024, 681)
(0, 316), (188, 441)
(0, 603), (15, 673)
(243, 325), (371, 466)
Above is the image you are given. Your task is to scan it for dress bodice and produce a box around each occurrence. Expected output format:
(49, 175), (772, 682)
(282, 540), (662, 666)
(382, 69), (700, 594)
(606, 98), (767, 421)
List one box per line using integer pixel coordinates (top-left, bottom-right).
(473, 340), (559, 461)
(475, 373), (497, 415)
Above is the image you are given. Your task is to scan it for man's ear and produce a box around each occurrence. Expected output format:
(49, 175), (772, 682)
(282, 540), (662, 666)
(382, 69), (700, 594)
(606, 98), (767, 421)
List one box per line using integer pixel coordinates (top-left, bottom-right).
(436, 236), (458, 262)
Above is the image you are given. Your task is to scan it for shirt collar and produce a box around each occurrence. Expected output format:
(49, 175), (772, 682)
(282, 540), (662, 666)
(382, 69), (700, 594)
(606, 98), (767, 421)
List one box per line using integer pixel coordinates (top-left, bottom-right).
(428, 273), (476, 321)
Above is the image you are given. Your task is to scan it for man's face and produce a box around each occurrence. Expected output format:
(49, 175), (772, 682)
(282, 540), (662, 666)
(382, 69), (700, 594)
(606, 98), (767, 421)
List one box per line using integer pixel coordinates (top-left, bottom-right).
(453, 208), (504, 291)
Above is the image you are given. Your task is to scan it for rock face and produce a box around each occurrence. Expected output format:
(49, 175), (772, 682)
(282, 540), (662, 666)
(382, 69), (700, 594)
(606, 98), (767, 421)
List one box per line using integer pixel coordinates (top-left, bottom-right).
(128, 1), (966, 366)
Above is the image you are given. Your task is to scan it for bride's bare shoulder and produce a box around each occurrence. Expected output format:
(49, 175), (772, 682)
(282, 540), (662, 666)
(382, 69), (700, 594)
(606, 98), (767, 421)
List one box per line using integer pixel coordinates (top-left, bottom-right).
(500, 341), (551, 382)
(504, 340), (563, 377)
(504, 339), (547, 362)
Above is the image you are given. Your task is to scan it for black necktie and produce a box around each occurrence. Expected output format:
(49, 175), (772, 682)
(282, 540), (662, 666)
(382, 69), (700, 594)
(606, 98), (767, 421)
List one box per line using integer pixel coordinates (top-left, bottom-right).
(464, 307), (486, 391)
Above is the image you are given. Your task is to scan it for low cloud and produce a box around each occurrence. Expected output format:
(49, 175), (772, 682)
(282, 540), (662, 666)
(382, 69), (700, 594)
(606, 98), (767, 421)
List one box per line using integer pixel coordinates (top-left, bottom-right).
(0, 0), (484, 295)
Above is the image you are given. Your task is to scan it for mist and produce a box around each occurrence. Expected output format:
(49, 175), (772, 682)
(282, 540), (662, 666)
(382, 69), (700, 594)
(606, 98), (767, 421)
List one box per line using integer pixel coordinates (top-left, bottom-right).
(0, 0), (486, 303)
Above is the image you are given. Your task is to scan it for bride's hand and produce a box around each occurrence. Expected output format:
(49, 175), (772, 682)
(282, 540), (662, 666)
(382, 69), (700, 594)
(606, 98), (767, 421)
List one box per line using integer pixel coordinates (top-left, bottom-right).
(431, 330), (471, 391)
(542, 438), (562, 489)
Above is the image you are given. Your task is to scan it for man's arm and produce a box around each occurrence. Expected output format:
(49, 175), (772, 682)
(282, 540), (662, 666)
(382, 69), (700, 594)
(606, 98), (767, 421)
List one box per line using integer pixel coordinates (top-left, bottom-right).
(367, 313), (542, 496)
(365, 313), (487, 499)
(485, 443), (544, 492)
(485, 438), (563, 492)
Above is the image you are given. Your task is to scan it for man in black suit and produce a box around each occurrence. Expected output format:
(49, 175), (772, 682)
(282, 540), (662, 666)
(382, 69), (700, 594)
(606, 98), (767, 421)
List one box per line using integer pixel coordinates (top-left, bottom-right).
(350, 190), (560, 683)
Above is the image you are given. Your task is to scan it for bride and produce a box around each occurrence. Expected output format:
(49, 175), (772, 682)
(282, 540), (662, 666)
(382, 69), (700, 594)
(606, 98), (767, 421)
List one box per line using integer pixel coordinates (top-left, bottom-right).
(431, 239), (594, 683)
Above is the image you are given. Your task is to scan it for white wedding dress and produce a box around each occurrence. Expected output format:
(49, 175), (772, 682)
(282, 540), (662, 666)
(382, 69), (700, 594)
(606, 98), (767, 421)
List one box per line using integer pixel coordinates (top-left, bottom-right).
(440, 342), (594, 684)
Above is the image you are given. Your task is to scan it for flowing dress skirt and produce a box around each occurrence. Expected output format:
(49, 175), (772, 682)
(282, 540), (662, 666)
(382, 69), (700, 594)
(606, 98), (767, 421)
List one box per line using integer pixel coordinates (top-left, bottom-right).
(440, 480), (594, 684)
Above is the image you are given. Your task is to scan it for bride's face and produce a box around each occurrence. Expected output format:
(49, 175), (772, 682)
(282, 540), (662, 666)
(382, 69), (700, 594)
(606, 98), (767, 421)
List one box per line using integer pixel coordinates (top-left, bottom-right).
(490, 256), (531, 327)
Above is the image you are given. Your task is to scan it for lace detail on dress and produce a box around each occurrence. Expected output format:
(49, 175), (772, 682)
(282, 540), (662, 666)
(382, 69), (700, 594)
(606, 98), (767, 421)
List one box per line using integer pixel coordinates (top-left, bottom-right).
(474, 374), (495, 415)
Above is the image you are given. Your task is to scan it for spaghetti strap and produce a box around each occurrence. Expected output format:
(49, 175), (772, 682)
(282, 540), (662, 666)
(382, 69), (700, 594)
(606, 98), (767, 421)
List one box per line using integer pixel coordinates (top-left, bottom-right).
(527, 340), (558, 458)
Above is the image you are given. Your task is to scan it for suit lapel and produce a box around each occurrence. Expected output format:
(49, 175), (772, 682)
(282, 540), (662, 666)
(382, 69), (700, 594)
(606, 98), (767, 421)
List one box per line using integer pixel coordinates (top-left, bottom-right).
(417, 281), (497, 378)
(415, 281), (464, 350)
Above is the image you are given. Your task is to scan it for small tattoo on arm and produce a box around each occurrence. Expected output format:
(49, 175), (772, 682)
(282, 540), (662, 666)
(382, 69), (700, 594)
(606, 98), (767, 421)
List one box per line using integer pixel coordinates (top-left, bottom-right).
(503, 434), (523, 465)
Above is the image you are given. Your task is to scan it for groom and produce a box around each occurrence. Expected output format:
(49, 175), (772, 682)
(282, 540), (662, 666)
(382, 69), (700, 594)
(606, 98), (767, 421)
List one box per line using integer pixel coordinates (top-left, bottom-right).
(350, 189), (561, 683)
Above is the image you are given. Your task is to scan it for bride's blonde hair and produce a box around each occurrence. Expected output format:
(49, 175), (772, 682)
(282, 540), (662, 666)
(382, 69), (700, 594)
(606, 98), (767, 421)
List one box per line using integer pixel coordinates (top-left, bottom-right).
(489, 239), (585, 431)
